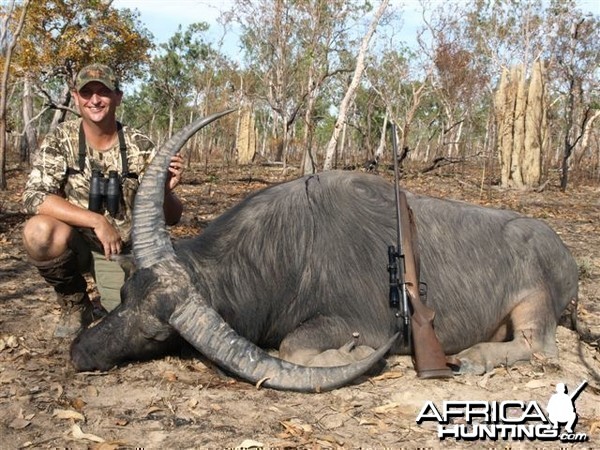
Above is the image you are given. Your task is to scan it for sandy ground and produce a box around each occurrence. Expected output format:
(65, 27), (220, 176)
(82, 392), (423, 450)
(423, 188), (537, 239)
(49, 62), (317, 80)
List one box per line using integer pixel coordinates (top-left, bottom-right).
(1, 163), (599, 449)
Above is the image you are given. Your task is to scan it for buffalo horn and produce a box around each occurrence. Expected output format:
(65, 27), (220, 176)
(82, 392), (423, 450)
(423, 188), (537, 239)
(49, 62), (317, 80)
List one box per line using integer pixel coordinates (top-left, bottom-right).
(170, 296), (398, 392)
(132, 109), (236, 269)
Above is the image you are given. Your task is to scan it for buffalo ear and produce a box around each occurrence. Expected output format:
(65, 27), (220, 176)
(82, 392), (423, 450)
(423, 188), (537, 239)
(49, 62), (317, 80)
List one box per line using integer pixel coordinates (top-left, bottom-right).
(141, 317), (174, 341)
(153, 328), (174, 342)
(111, 254), (136, 280)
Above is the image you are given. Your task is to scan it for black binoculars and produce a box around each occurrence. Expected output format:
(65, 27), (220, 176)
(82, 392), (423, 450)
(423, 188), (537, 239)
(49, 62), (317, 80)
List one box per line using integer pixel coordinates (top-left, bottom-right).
(89, 169), (121, 216)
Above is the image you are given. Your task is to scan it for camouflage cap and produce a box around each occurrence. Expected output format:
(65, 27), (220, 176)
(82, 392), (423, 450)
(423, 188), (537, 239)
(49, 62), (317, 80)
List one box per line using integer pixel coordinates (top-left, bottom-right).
(75, 64), (119, 92)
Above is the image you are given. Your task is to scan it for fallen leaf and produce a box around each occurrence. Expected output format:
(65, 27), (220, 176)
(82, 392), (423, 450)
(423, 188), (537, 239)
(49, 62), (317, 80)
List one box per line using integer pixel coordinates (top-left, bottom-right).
(72, 398), (87, 410)
(318, 435), (345, 446)
(145, 406), (163, 417)
(372, 402), (401, 414)
(236, 439), (264, 449)
(53, 409), (85, 422)
(279, 419), (312, 436)
(6, 335), (19, 348)
(477, 369), (498, 389)
(372, 371), (404, 381)
(9, 418), (31, 429)
(0, 335), (19, 352)
(359, 418), (379, 426)
(163, 371), (178, 382)
(71, 424), (105, 443)
(525, 379), (549, 390)
(50, 382), (64, 399)
(91, 441), (129, 450)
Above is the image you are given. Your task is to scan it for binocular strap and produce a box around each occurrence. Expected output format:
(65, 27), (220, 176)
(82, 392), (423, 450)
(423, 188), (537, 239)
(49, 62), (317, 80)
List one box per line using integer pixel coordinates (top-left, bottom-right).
(78, 121), (128, 176)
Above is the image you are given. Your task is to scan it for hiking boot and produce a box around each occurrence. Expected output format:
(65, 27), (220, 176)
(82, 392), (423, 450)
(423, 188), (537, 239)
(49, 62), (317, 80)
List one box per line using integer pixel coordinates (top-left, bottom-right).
(54, 292), (107, 338)
(30, 249), (107, 338)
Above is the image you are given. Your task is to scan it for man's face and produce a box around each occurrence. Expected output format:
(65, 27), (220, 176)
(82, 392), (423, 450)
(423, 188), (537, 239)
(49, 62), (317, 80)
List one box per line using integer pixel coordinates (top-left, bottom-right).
(74, 81), (122, 126)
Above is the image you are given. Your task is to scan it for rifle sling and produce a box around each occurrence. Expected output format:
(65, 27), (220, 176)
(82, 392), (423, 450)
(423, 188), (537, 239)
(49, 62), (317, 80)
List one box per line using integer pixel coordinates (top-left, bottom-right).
(397, 191), (429, 321)
(397, 191), (456, 377)
(78, 121), (129, 176)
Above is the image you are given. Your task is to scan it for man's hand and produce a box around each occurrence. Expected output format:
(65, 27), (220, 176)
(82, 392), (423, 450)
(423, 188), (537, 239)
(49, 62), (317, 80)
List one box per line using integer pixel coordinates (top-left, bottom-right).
(92, 215), (123, 259)
(37, 194), (123, 259)
(166, 153), (184, 191)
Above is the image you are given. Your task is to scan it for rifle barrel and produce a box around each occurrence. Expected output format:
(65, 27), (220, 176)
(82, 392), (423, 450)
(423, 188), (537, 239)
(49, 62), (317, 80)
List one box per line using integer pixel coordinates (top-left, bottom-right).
(391, 123), (403, 257)
(391, 123), (411, 344)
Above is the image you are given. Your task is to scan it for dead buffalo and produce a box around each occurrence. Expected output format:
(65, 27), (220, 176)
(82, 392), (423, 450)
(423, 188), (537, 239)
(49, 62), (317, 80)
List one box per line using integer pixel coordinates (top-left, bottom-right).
(70, 111), (579, 392)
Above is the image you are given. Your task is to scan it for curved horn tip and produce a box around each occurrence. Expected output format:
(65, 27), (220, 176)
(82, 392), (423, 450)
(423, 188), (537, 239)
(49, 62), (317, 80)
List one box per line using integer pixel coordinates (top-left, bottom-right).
(170, 298), (400, 393)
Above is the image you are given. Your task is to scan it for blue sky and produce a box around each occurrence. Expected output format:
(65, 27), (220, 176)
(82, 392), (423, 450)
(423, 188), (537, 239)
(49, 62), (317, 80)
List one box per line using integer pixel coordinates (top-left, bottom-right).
(112, 0), (425, 55)
(113, 0), (599, 56)
(113, 0), (238, 48)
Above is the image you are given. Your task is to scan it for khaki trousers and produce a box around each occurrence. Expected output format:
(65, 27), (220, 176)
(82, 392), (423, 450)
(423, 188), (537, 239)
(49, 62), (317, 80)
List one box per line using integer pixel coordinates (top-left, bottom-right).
(90, 250), (126, 312)
(70, 230), (127, 312)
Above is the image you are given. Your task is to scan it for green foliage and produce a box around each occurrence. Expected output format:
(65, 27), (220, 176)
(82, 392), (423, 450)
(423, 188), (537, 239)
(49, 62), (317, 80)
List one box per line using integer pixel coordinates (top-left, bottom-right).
(2, 0), (597, 177)
(121, 22), (238, 145)
(231, 0), (373, 160)
(13, 0), (153, 84)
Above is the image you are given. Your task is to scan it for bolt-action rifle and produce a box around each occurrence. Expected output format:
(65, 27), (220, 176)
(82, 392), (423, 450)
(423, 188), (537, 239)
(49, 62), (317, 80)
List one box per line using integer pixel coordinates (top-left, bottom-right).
(388, 124), (454, 379)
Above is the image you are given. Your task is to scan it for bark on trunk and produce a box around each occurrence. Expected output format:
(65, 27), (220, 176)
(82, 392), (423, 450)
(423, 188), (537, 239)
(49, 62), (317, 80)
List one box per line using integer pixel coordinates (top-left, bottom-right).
(323, 0), (389, 170)
(22, 75), (38, 163)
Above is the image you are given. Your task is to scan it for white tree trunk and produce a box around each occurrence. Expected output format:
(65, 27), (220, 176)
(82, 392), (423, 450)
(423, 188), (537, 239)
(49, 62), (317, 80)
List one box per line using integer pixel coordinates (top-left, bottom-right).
(49, 84), (71, 131)
(0, 0), (30, 189)
(22, 75), (38, 162)
(374, 109), (389, 160)
(323, 0), (389, 170)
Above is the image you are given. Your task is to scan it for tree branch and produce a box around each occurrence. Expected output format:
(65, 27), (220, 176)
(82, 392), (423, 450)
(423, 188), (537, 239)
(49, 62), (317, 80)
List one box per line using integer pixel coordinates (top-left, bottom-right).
(37, 89), (80, 117)
(420, 152), (482, 174)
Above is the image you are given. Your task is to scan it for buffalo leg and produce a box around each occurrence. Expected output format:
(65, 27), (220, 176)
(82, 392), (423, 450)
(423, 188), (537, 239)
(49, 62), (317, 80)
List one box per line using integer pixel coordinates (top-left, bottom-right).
(278, 316), (378, 367)
(455, 289), (558, 374)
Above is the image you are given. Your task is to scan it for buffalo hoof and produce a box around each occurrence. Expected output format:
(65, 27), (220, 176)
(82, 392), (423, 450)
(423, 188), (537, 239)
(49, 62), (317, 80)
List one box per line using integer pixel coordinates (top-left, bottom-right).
(454, 346), (494, 375)
(282, 335), (383, 370)
(453, 357), (487, 375)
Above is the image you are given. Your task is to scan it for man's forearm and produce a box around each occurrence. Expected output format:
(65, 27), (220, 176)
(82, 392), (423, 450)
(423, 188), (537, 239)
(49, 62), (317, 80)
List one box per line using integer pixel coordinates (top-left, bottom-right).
(163, 190), (183, 225)
(37, 194), (106, 230)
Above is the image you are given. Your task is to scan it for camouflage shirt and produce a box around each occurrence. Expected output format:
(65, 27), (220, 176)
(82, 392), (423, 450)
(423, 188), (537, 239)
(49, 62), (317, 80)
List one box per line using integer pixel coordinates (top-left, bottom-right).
(23, 119), (156, 248)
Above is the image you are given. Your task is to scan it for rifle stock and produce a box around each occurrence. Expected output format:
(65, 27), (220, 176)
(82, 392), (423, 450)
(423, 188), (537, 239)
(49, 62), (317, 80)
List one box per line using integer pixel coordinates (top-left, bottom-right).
(398, 191), (454, 379)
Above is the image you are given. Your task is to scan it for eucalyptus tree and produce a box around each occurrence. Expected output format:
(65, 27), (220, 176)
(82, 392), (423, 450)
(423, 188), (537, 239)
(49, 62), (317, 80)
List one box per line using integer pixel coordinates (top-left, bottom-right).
(294, 0), (374, 173)
(464, 0), (550, 189)
(146, 23), (210, 140)
(322, 0), (389, 171)
(0, 0), (30, 190)
(137, 22), (237, 162)
(228, 0), (374, 168)
(451, 0), (598, 189)
(367, 43), (432, 164)
(418, 1), (493, 164)
(544, 0), (599, 190)
(231, 0), (301, 164)
(6, 0), (151, 165)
